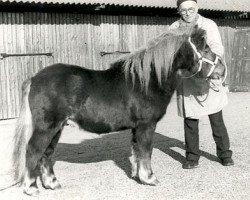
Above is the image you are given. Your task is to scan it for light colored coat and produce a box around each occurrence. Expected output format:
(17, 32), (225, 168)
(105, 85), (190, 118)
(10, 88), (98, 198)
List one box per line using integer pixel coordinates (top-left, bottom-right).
(169, 14), (228, 119)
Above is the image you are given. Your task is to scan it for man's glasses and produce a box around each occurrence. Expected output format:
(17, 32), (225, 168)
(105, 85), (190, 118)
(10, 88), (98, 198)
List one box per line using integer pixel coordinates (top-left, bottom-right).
(179, 7), (196, 15)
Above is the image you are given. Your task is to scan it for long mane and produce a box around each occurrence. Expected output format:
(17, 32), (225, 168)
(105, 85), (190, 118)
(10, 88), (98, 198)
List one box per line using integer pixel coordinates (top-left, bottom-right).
(111, 28), (187, 91)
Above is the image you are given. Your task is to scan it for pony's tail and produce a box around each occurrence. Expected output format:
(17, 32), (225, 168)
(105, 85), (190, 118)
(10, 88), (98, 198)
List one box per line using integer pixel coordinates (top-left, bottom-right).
(12, 78), (33, 183)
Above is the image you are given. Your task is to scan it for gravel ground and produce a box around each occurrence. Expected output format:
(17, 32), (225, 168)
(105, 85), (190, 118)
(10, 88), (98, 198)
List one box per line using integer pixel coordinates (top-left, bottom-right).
(0, 92), (249, 200)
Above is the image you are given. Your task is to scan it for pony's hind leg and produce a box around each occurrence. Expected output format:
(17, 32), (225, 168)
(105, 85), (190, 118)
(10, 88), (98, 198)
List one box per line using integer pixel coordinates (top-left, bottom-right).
(130, 124), (159, 186)
(39, 130), (62, 190)
(22, 164), (40, 196)
(23, 128), (58, 195)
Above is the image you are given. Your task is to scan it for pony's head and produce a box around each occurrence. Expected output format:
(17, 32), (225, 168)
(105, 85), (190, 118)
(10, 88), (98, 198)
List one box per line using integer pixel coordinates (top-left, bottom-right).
(176, 26), (226, 80)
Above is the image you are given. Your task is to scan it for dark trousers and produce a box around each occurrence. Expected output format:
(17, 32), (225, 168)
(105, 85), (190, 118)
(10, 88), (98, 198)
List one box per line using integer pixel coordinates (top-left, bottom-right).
(184, 110), (232, 161)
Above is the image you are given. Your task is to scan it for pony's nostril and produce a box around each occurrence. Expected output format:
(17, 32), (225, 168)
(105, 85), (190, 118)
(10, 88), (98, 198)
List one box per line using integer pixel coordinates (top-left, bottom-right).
(209, 73), (220, 79)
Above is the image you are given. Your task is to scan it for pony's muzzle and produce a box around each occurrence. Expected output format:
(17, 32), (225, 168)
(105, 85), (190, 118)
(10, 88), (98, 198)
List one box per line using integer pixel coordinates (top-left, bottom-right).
(208, 72), (221, 80)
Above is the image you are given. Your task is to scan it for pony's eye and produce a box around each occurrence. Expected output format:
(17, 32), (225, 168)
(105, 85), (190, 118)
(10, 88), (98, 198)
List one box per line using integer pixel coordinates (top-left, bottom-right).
(204, 47), (210, 53)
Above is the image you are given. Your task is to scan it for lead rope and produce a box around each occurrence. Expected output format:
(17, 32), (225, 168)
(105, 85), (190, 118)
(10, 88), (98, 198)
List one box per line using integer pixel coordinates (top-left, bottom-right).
(207, 58), (228, 92)
(197, 60), (228, 102)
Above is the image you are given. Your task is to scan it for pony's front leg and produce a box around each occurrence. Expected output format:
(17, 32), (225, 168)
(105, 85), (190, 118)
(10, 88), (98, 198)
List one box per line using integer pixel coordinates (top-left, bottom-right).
(130, 124), (159, 186)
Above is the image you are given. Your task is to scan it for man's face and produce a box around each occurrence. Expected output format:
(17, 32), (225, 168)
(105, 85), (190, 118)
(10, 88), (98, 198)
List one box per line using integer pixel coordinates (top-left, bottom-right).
(178, 1), (198, 23)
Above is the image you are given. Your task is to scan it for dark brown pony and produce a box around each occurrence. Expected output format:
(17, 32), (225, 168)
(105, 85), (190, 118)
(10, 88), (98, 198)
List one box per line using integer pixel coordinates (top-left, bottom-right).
(12, 27), (225, 195)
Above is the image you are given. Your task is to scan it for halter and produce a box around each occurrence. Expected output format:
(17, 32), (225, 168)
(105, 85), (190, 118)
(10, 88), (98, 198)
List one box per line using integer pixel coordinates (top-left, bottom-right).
(182, 37), (227, 92)
(181, 37), (228, 93)
(187, 37), (220, 78)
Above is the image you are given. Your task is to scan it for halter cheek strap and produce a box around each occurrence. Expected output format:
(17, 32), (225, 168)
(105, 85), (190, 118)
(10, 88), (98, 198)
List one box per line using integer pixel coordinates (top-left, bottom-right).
(188, 37), (202, 73)
(188, 37), (220, 78)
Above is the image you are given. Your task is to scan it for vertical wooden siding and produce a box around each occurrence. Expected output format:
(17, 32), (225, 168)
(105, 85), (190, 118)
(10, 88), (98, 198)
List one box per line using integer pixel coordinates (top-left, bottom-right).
(0, 12), (239, 119)
(218, 26), (236, 84)
(230, 29), (250, 91)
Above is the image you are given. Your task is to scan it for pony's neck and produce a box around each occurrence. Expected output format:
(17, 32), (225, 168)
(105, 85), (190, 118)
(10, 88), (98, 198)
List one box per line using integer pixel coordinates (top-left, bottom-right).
(159, 68), (179, 97)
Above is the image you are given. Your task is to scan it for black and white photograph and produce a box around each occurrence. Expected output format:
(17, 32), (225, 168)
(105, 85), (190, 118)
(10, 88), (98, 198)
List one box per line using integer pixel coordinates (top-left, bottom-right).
(0, 0), (249, 199)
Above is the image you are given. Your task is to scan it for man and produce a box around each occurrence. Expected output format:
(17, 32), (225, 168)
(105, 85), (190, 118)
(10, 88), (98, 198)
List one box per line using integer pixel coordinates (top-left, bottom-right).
(169, 0), (234, 169)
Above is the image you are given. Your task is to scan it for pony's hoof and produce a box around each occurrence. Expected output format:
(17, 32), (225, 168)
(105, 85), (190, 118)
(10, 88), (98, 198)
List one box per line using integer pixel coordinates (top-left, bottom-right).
(149, 178), (160, 186)
(140, 174), (160, 186)
(54, 182), (62, 190)
(43, 179), (62, 190)
(131, 175), (140, 183)
(23, 186), (40, 196)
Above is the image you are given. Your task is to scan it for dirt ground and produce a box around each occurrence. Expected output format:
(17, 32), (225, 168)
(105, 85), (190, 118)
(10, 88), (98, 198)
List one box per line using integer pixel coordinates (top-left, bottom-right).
(0, 92), (249, 200)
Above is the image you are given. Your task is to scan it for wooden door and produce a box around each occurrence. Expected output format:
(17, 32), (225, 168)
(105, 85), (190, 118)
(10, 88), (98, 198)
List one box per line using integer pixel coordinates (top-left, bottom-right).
(230, 28), (250, 91)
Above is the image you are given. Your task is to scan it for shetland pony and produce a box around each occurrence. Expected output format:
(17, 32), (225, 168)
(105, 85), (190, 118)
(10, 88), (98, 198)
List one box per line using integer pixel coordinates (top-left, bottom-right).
(13, 27), (225, 195)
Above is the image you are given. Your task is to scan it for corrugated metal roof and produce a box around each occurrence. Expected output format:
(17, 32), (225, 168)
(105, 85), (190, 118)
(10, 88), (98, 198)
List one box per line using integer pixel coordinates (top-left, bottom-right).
(0, 0), (249, 12)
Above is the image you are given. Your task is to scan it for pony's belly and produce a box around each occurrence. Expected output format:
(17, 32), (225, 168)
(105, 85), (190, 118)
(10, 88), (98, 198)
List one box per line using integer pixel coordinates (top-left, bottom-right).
(72, 94), (135, 134)
(75, 116), (131, 134)
(74, 105), (133, 134)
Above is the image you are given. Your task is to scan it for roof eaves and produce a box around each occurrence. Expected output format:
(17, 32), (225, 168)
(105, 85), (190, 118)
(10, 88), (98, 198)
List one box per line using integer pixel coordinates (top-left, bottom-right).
(0, 0), (249, 13)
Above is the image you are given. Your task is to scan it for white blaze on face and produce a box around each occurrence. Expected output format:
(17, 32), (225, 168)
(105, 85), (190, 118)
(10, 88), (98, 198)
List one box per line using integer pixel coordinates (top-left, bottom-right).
(178, 1), (198, 23)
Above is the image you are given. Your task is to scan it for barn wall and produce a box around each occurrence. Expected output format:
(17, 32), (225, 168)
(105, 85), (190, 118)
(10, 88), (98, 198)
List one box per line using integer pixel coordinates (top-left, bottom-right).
(230, 29), (250, 91)
(0, 12), (244, 119)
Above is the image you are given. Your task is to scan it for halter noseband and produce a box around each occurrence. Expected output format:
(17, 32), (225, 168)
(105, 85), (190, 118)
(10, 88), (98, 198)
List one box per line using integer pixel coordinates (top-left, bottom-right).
(188, 37), (220, 78)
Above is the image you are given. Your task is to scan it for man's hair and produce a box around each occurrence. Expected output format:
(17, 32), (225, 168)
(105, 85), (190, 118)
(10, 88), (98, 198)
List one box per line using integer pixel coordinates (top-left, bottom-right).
(177, 0), (197, 7)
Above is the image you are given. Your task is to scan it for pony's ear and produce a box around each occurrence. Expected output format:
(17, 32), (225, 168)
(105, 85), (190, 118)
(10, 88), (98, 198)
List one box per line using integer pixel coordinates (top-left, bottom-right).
(190, 26), (207, 50)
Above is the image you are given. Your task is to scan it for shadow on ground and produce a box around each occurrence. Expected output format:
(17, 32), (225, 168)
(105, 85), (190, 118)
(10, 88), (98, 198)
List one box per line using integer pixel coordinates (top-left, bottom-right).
(54, 130), (219, 180)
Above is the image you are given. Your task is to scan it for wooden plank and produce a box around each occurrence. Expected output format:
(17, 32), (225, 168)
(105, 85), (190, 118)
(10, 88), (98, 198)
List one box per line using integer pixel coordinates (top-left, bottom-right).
(9, 12), (14, 117)
(60, 13), (66, 63)
(75, 13), (81, 66)
(55, 12), (60, 63)
(51, 13), (57, 64)
(2, 12), (8, 118)
(5, 12), (12, 118)
(228, 27), (236, 85)
(47, 13), (54, 66)
(238, 32), (245, 84)
(80, 14), (85, 67)
(16, 13), (22, 117)
(79, 14), (85, 67)
(71, 13), (76, 64)
(65, 13), (70, 64)
(18, 12), (25, 117)
(39, 12), (45, 71)
(0, 12), (4, 118)
(27, 12), (34, 76)
(95, 14), (100, 70)
(84, 14), (91, 69)
(90, 15), (96, 70)
(69, 13), (74, 64)
(231, 31), (239, 85)
(241, 31), (249, 87)
(12, 12), (18, 117)
(31, 12), (36, 74)
(35, 12), (41, 73)
(77, 14), (81, 66)
(99, 15), (105, 68)
(64, 13), (69, 64)
(24, 12), (30, 79)
(44, 13), (49, 67)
